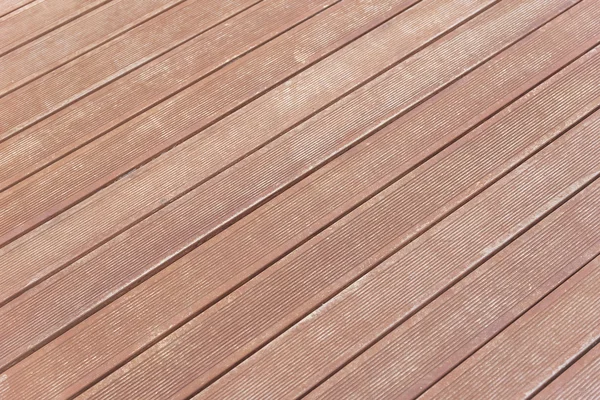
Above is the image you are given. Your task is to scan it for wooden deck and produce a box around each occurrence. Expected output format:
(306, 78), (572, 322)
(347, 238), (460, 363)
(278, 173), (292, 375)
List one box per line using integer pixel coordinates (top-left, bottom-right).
(0, 0), (599, 398)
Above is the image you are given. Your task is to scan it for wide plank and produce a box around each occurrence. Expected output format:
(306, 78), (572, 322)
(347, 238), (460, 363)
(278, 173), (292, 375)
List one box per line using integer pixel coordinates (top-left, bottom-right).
(2, 5), (595, 397)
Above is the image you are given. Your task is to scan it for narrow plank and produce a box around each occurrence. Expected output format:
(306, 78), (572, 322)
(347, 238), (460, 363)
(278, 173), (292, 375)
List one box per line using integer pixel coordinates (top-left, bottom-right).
(0, 0), (191, 97)
(0, 0), (263, 135)
(420, 255), (600, 399)
(191, 88), (600, 400)
(0, 0), (35, 18)
(75, 45), (600, 400)
(306, 163), (600, 400)
(0, 0), (424, 235)
(536, 344), (600, 399)
(0, 0), (110, 56)
(1, 5), (594, 397)
(0, 0), (501, 299)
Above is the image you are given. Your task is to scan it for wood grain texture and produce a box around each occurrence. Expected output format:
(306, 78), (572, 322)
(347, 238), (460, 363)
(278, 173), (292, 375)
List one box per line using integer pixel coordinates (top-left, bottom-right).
(0, 0), (264, 139)
(0, 0), (191, 98)
(0, 0), (497, 305)
(0, 0), (423, 241)
(536, 344), (600, 399)
(0, 0), (35, 17)
(307, 145), (600, 400)
(0, 0), (575, 373)
(0, 0), (111, 56)
(421, 254), (600, 399)
(194, 92), (600, 400)
(2, 4), (595, 397)
(78, 42), (600, 400)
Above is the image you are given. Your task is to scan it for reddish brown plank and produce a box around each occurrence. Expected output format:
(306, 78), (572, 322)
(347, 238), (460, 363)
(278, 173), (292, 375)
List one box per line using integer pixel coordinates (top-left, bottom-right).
(0, 0), (209, 97)
(0, 0), (426, 235)
(0, 0), (263, 135)
(71, 44), (600, 400)
(0, 0), (110, 56)
(1, 5), (594, 397)
(0, 0), (502, 302)
(191, 94), (600, 400)
(420, 255), (600, 399)
(0, 0), (35, 18)
(536, 344), (600, 399)
(306, 163), (600, 400)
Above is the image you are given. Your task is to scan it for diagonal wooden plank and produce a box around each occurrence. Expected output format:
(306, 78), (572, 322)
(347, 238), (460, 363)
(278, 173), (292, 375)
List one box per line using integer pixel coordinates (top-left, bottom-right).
(0, 0), (264, 135)
(74, 44), (600, 400)
(536, 344), (600, 399)
(421, 255), (600, 400)
(0, 0), (111, 56)
(306, 160), (600, 400)
(0, 0), (505, 301)
(0, 0), (251, 98)
(1, 4), (595, 397)
(192, 85), (600, 400)
(0, 0), (428, 236)
(0, 0), (36, 18)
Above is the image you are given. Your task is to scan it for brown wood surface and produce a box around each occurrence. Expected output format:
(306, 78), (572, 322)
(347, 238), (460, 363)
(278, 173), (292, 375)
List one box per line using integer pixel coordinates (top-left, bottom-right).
(0, 0), (598, 398)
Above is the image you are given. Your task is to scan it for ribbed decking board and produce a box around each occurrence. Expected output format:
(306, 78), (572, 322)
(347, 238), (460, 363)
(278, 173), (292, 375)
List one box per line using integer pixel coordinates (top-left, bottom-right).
(0, 0), (111, 56)
(0, 0), (192, 98)
(189, 94), (600, 400)
(536, 344), (600, 399)
(306, 150), (600, 400)
(420, 254), (600, 399)
(0, 0), (580, 373)
(0, 0), (509, 303)
(1, 0), (598, 398)
(76, 42), (600, 400)
(0, 0), (436, 241)
(2, 5), (596, 396)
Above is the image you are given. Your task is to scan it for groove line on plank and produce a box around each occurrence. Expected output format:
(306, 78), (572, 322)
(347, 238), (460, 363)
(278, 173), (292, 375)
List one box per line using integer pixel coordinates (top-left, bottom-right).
(78, 41), (600, 400)
(0, 0), (433, 240)
(0, 0), (584, 376)
(420, 255), (600, 399)
(0, 0), (496, 296)
(526, 340), (600, 398)
(0, 0), (265, 140)
(4, 7), (592, 396)
(197, 115), (600, 399)
(0, 0), (113, 58)
(0, 0), (37, 18)
(0, 0), (215, 100)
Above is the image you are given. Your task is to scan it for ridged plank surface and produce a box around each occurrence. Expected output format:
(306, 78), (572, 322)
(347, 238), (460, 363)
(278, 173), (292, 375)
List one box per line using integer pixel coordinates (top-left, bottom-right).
(307, 149), (600, 400)
(536, 344), (600, 399)
(0, 0), (190, 98)
(0, 0), (110, 56)
(0, 0), (569, 371)
(80, 40), (600, 400)
(0, 0), (35, 17)
(3, 4), (595, 397)
(194, 81), (600, 400)
(421, 255), (600, 399)
(0, 0), (266, 142)
(0, 0), (499, 305)
(0, 0), (426, 242)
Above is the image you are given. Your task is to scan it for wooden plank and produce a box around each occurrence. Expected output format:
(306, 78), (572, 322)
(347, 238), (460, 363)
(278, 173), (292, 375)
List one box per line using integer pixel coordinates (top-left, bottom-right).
(188, 93), (600, 400)
(0, 0), (504, 299)
(65, 44), (600, 400)
(536, 344), (600, 399)
(1, 5), (594, 397)
(0, 0), (263, 135)
(0, 0), (225, 97)
(306, 165), (600, 400)
(420, 255), (600, 399)
(0, 0), (425, 232)
(0, 0), (35, 18)
(0, 0), (111, 56)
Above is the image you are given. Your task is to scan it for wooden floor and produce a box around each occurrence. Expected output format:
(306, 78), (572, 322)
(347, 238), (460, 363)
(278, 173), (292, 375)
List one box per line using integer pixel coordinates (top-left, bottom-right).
(0, 0), (599, 398)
